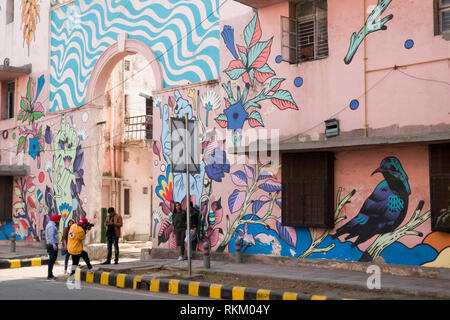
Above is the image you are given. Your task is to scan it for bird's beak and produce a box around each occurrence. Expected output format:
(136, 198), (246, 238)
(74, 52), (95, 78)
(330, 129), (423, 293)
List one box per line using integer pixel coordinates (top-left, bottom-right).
(371, 167), (382, 176)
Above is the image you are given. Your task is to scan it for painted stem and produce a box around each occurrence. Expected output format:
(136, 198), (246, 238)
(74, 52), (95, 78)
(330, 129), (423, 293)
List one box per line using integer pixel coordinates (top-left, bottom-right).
(218, 161), (272, 251)
(299, 188), (355, 259)
(361, 201), (430, 261)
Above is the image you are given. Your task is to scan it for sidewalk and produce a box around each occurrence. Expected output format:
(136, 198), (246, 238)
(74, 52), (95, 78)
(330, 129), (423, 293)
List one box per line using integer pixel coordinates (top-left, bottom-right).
(1, 244), (449, 300)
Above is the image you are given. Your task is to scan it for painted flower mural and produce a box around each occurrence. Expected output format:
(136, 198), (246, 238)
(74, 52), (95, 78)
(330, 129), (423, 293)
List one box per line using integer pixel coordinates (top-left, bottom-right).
(21, 0), (41, 56)
(216, 13), (298, 146)
(17, 75), (46, 169)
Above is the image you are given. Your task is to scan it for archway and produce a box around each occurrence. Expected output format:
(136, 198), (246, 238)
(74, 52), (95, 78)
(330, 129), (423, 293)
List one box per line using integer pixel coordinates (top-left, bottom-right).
(86, 39), (161, 243)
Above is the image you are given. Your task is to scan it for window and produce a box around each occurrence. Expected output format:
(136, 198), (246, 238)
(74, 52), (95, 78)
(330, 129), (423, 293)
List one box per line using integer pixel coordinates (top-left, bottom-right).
(124, 188), (131, 215)
(430, 143), (450, 232)
(282, 152), (334, 228)
(7, 82), (15, 119)
(435, 0), (450, 35)
(124, 60), (131, 71)
(6, 0), (14, 24)
(281, 0), (328, 64)
(0, 176), (13, 223)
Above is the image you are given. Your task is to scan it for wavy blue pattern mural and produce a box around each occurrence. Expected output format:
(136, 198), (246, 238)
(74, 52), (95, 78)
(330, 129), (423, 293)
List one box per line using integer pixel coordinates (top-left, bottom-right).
(50, 0), (220, 111)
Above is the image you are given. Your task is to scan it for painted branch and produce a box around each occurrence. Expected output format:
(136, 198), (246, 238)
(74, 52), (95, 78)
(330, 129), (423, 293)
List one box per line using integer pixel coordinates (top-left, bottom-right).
(363, 201), (429, 261)
(344, 0), (393, 64)
(299, 188), (355, 259)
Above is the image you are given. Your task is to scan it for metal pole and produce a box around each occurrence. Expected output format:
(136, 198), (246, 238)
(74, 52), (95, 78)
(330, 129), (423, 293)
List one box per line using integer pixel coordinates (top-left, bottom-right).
(185, 113), (191, 276)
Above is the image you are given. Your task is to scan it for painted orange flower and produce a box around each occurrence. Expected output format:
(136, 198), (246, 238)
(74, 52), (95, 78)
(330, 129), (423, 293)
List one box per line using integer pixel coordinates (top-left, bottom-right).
(21, 0), (41, 55)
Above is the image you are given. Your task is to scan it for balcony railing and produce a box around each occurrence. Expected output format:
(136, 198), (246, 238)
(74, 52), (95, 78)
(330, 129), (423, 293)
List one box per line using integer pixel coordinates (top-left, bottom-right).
(124, 115), (152, 142)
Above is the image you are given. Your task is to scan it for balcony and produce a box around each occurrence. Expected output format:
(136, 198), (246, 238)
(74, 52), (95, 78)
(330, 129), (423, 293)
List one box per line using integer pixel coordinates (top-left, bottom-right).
(123, 115), (152, 145)
(233, 0), (285, 9)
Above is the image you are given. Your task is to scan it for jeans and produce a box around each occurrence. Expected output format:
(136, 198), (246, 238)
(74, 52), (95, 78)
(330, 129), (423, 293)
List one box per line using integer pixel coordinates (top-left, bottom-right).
(70, 250), (92, 276)
(106, 234), (119, 263)
(64, 252), (71, 271)
(46, 245), (58, 278)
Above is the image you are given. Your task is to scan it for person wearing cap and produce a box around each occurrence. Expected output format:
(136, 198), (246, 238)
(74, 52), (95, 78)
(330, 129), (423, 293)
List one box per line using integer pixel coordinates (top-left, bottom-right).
(67, 218), (98, 282)
(45, 214), (61, 281)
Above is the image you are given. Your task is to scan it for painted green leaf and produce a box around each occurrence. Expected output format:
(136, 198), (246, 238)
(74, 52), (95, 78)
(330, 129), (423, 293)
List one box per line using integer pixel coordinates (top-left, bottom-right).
(271, 89), (298, 110)
(215, 113), (228, 128)
(247, 111), (264, 128)
(17, 136), (25, 154)
(225, 67), (247, 80)
(20, 98), (27, 111)
(38, 126), (42, 139)
(26, 79), (32, 102)
(33, 112), (43, 121)
(248, 69), (255, 86)
(267, 78), (285, 93)
(247, 38), (272, 70)
(243, 14), (262, 48)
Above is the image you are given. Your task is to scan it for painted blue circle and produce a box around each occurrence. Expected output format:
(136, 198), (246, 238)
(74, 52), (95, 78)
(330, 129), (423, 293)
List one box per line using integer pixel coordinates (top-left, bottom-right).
(294, 77), (303, 87)
(350, 99), (359, 110)
(404, 39), (414, 49)
(275, 55), (282, 63)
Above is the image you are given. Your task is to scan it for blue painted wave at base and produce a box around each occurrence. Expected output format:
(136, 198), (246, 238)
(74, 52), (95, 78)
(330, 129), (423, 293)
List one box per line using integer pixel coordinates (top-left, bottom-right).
(225, 223), (438, 266)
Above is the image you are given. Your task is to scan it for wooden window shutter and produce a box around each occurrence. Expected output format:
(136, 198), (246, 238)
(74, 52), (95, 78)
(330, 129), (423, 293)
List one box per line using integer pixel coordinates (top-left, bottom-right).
(430, 143), (450, 232)
(0, 176), (13, 222)
(282, 152), (334, 228)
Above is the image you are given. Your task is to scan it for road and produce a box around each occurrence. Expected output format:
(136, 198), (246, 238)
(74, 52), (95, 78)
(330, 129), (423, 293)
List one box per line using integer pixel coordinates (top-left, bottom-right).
(0, 262), (209, 300)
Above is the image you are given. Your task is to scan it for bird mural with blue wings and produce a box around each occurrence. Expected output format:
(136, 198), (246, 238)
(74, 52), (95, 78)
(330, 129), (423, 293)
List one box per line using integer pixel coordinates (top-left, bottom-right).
(332, 157), (411, 248)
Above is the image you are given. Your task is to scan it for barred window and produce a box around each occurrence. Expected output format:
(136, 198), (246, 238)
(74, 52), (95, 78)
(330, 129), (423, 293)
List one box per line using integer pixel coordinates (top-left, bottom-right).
(281, 0), (329, 64)
(435, 0), (450, 35)
(0, 176), (13, 223)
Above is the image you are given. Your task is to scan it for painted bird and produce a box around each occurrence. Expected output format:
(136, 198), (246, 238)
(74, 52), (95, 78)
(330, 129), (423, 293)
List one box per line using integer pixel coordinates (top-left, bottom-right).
(332, 157), (411, 248)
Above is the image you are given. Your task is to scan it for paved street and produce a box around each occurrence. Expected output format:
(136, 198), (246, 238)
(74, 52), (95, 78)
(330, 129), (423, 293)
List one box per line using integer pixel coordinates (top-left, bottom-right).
(0, 263), (209, 300)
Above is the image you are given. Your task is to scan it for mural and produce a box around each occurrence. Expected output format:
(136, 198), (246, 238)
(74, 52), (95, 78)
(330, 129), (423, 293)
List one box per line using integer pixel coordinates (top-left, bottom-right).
(344, 0), (394, 64)
(17, 75), (46, 169)
(50, 0), (220, 111)
(21, 0), (41, 56)
(218, 13), (298, 146)
(44, 114), (87, 233)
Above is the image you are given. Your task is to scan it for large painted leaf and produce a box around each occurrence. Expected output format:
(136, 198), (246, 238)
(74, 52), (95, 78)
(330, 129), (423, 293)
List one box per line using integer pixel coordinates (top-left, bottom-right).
(244, 14), (262, 48)
(257, 170), (275, 181)
(247, 111), (264, 128)
(251, 195), (271, 214)
(258, 179), (281, 192)
(224, 60), (247, 80)
(244, 165), (254, 179)
(268, 78), (285, 93)
(247, 38), (273, 69)
(271, 90), (298, 110)
(228, 189), (247, 213)
(215, 114), (228, 128)
(231, 170), (248, 187)
(276, 219), (297, 248)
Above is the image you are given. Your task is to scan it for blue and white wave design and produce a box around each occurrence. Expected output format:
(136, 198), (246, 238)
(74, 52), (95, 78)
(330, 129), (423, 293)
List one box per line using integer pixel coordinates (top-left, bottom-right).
(50, 0), (220, 111)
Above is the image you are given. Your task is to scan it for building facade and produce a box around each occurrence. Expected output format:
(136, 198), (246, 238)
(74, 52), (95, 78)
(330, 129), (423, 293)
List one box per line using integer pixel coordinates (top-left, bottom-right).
(152, 0), (450, 268)
(0, 0), (449, 268)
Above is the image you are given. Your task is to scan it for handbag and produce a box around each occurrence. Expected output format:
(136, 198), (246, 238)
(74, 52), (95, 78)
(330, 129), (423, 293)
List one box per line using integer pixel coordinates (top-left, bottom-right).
(61, 249), (68, 256)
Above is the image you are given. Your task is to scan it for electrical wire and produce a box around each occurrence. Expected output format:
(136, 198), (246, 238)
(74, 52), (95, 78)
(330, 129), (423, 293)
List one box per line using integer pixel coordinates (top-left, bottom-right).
(0, 0), (229, 153)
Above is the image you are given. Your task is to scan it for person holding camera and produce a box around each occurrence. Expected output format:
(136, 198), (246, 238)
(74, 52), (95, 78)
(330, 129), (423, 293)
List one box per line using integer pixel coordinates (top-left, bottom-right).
(67, 218), (98, 281)
(102, 207), (123, 265)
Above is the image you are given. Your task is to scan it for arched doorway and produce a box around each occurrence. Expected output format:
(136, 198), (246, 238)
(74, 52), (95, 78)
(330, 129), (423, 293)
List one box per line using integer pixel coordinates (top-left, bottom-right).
(86, 39), (161, 243)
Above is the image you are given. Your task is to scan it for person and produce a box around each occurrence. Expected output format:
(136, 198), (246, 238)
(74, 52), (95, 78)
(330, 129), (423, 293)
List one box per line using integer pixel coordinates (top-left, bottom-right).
(45, 214), (61, 281)
(102, 207), (123, 265)
(62, 219), (75, 274)
(172, 202), (186, 261)
(187, 201), (200, 255)
(67, 218), (98, 282)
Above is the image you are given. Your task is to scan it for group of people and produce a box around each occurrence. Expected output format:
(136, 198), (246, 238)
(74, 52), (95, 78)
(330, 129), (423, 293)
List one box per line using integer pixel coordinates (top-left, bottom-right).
(172, 201), (200, 261)
(44, 207), (122, 281)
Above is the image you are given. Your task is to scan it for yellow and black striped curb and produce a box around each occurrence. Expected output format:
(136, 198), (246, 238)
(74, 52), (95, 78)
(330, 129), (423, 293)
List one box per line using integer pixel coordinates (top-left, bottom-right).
(79, 269), (345, 300)
(0, 257), (54, 269)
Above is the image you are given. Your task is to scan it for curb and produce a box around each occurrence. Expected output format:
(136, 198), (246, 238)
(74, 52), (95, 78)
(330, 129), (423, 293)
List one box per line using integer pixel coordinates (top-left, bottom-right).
(78, 269), (345, 300)
(0, 257), (53, 269)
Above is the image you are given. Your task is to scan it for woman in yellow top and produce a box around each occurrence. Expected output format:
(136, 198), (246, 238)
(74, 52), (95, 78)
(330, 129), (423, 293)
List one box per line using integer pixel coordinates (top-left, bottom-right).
(67, 218), (98, 280)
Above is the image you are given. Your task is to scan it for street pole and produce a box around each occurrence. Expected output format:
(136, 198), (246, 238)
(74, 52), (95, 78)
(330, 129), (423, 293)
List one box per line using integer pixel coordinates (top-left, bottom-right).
(185, 113), (192, 277)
